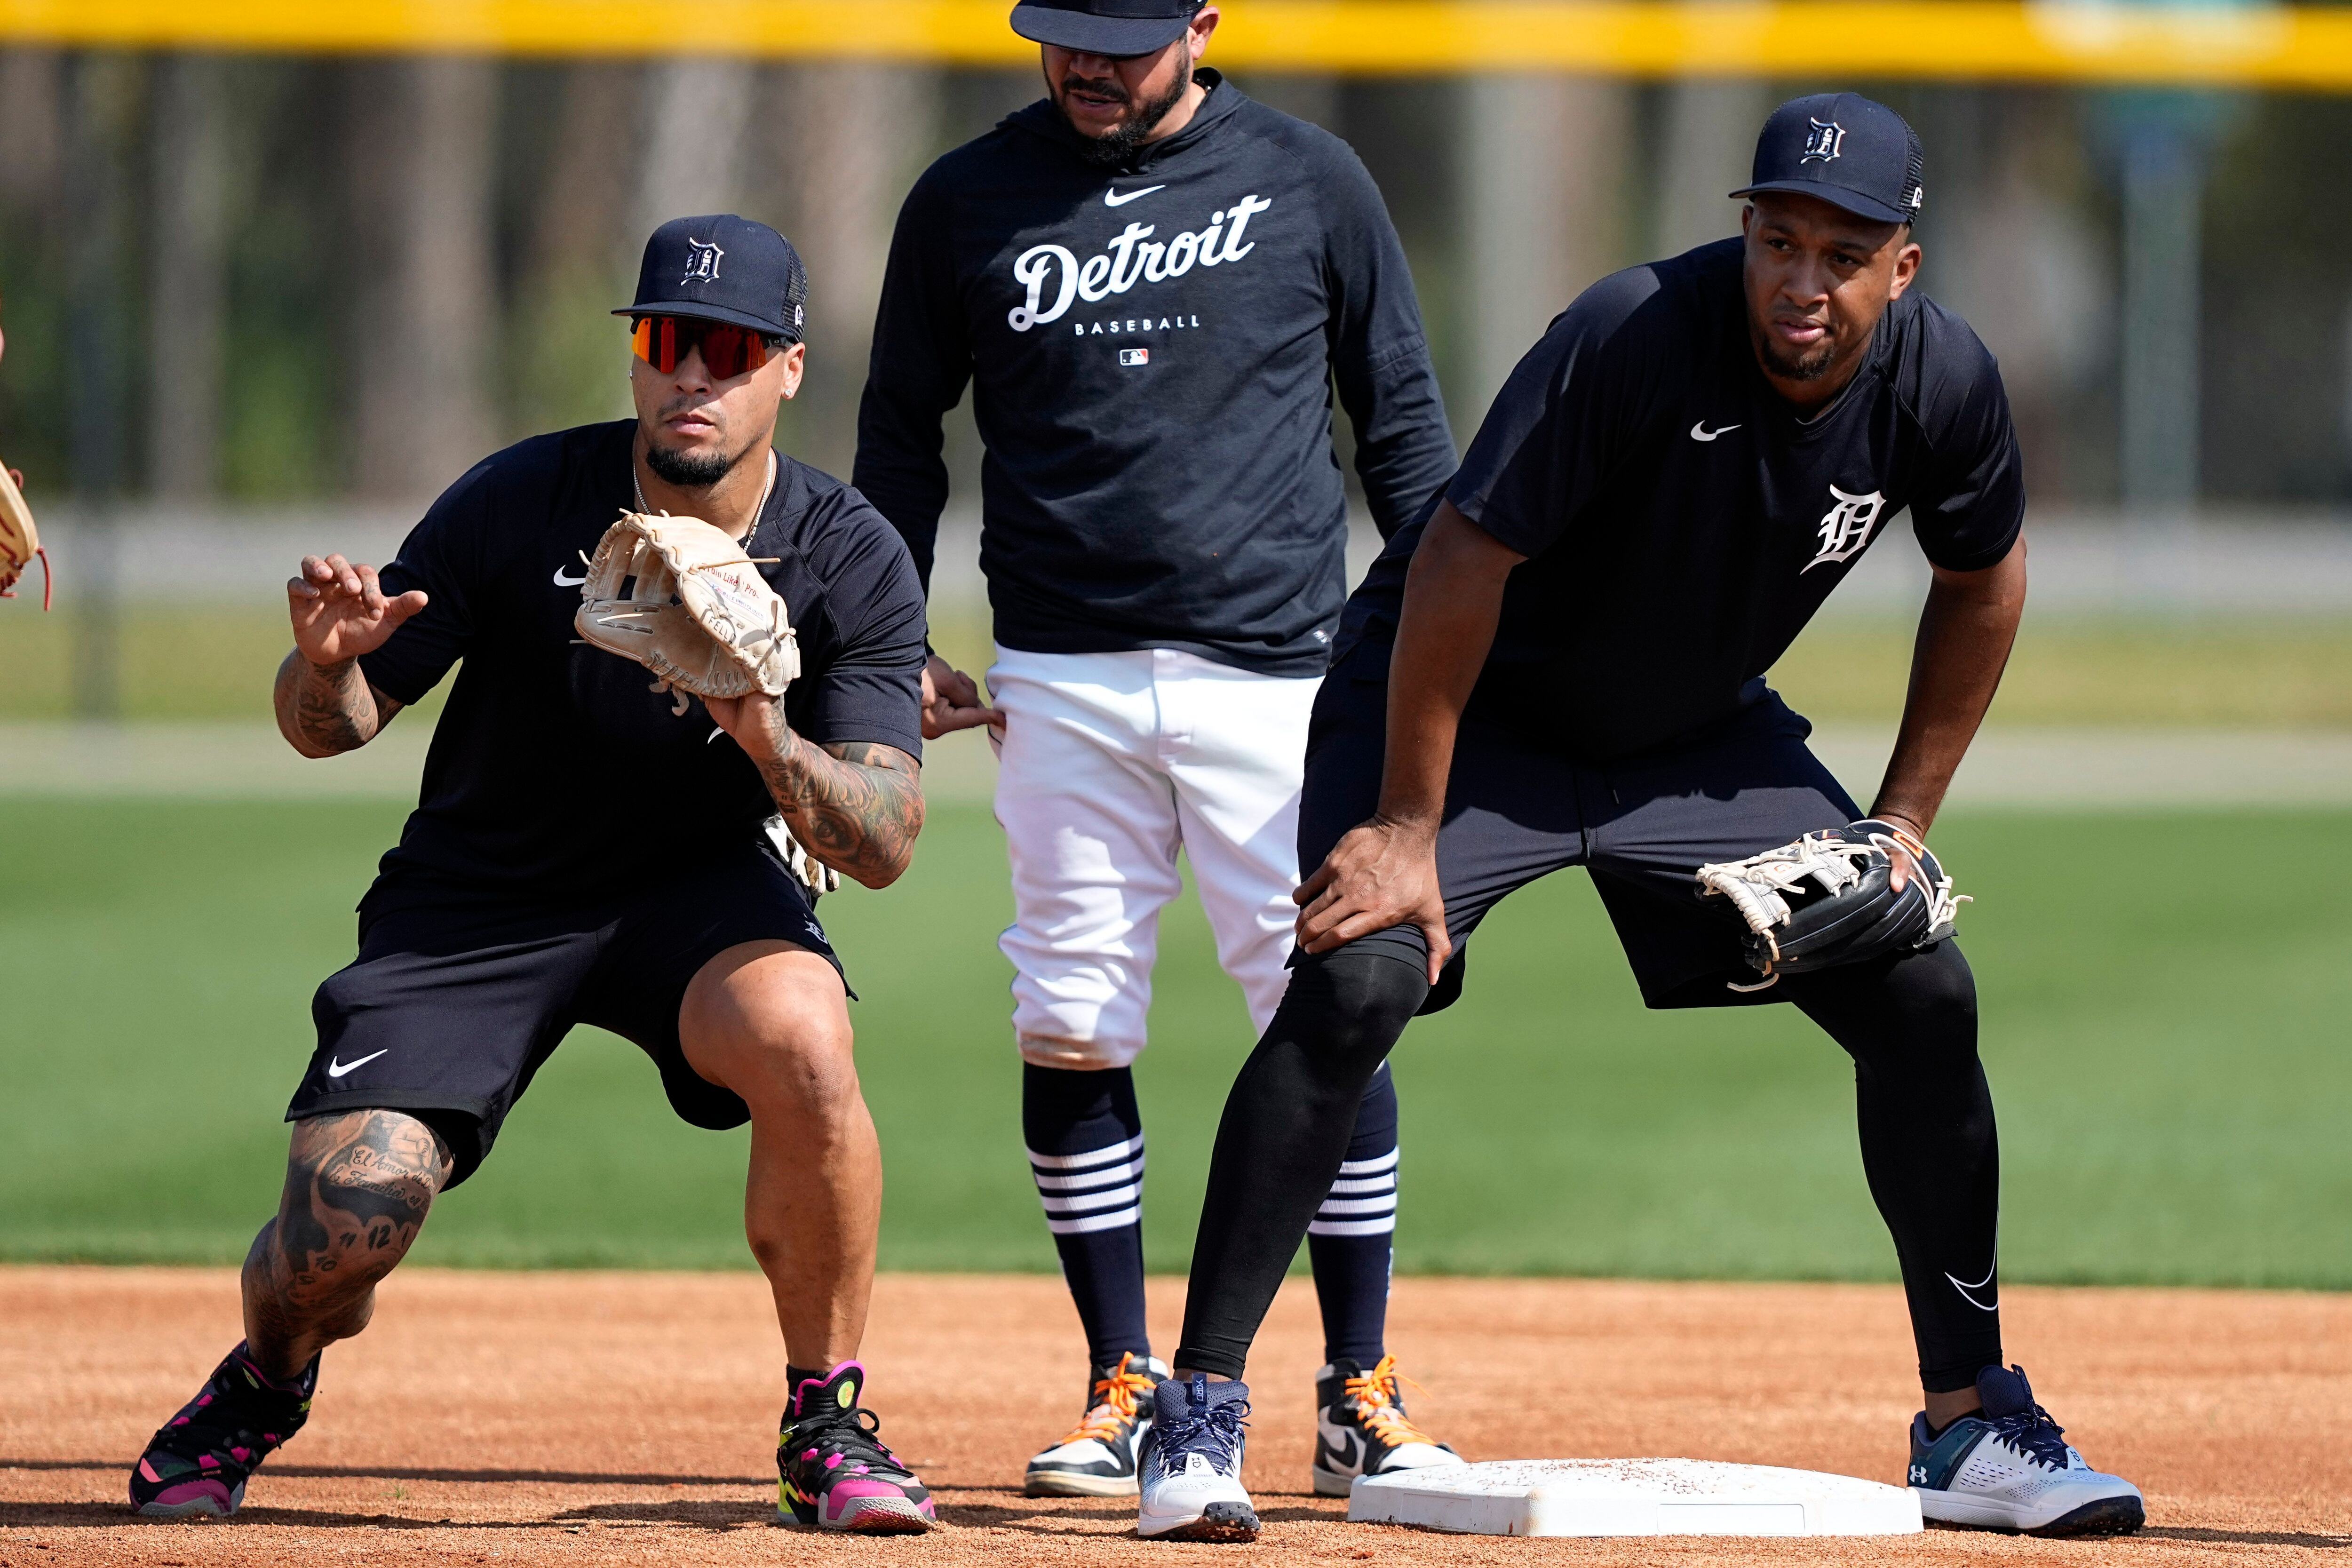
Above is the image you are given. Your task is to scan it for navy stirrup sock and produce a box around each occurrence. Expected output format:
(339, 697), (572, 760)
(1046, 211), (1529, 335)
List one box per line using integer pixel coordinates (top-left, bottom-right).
(1308, 1062), (1400, 1368)
(1024, 1063), (1151, 1368)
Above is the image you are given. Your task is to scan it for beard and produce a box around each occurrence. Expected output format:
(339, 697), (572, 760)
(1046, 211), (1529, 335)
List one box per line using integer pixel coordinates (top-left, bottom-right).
(1059, 50), (1194, 169)
(643, 437), (739, 488)
(1751, 323), (1839, 383)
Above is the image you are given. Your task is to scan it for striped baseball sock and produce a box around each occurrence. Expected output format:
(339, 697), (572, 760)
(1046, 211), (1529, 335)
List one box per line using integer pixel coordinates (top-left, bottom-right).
(1307, 1061), (1399, 1367)
(1022, 1062), (1150, 1368)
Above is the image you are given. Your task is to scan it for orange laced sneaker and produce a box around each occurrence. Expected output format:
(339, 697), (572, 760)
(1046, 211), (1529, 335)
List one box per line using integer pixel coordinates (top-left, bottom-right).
(1312, 1353), (1464, 1496)
(1024, 1352), (1170, 1497)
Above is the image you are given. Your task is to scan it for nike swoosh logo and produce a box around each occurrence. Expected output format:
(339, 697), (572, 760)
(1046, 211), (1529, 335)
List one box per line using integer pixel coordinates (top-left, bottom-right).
(1104, 184), (1165, 208)
(1691, 421), (1742, 442)
(553, 566), (588, 587)
(1946, 1258), (1999, 1312)
(1319, 1433), (1360, 1471)
(326, 1050), (387, 1079)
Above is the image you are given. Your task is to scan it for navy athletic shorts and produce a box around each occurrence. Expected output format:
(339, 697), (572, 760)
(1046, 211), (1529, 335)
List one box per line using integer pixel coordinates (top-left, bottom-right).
(286, 851), (843, 1185)
(1301, 647), (1876, 1012)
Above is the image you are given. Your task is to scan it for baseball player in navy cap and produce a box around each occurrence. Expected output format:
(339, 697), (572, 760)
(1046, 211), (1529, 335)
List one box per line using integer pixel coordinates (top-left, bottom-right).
(1142, 94), (2147, 1542)
(126, 216), (942, 1534)
(855, 0), (1467, 1524)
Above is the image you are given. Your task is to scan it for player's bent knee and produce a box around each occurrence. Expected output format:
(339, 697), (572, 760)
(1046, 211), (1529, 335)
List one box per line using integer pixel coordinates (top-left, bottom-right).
(268, 1109), (449, 1291)
(1279, 947), (1430, 1066)
(1882, 942), (1978, 1038)
(681, 941), (857, 1106)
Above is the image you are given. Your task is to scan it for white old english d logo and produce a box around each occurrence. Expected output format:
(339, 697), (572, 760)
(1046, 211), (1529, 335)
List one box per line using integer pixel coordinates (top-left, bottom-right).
(1804, 484), (1886, 572)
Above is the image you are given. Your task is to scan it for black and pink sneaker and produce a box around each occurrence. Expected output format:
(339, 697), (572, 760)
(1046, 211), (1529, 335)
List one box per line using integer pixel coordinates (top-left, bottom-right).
(775, 1362), (936, 1533)
(129, 1342), (318, 1518)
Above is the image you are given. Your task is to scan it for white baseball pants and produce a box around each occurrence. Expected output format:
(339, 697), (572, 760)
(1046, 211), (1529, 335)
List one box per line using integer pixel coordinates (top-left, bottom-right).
(988, 645), (1320, 1069)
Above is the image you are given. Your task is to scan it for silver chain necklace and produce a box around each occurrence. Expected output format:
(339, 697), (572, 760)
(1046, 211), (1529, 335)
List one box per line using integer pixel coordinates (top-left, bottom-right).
(635, 450), (776, 541)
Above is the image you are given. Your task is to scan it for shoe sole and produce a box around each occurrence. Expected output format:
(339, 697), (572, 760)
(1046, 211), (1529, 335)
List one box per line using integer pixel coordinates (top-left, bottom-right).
(1026, 1470), (1140, 1498)
(1922, 1490), (2146, 1537)
(1140, 1501), (1261, 1542)
(134, 1496), (238, 1520)
(1311, 1466), (1354, 1498)
(132, 1478), (246, 1520)
(773, 1500), (938, 1535)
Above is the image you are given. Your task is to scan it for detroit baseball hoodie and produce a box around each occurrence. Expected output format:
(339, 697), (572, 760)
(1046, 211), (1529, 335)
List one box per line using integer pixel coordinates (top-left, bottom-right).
(853, 71), (1456, 675)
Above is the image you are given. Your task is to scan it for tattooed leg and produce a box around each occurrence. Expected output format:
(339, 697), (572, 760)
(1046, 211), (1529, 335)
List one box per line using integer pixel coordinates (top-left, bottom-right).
(240, 1108), (453, 1380)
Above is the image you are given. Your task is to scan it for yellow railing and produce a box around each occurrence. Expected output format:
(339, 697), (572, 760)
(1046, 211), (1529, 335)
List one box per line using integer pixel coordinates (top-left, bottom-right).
(0, 0), (2346, 88)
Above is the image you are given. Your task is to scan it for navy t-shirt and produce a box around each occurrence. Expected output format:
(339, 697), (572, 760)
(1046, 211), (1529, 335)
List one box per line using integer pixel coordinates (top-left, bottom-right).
(358, 421), (928, 902)
(1338, 238), (2024, 761)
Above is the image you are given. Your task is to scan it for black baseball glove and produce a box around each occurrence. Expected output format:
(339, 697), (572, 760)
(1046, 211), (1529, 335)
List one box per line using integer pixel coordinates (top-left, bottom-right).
(1694, 819), (1967, 992)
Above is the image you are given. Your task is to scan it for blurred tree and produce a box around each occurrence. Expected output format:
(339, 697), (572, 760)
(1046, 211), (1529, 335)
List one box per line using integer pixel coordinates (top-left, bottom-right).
(507, 62), (642, 438)
(346, 58), (497, 499)
(148, 55), (229, 501)
(2201, 94), (2352, 503)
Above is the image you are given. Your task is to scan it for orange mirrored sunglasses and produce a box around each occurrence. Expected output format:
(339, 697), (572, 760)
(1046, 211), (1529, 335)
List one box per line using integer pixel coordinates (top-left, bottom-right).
(630, 315), (777, 380)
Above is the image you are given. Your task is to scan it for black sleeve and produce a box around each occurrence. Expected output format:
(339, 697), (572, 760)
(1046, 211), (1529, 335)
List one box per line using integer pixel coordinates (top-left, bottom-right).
(1907, 336), (2026, 573)
(851, 169), (972, 597)
(357, 462), (491, 705)
(799, 496), (930, 762)
(1445, 268), (1661, 558)
(1318, 143), (1457, 541)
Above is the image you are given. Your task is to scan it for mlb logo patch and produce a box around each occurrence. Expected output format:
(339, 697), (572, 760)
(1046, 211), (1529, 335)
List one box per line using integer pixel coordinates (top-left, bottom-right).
(1119, 348), (1150, 367)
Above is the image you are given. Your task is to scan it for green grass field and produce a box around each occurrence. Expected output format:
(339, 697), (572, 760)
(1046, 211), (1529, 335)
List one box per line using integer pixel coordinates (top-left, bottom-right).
(5, 607), (2352, 729)
(1, 797), (2344, 1288)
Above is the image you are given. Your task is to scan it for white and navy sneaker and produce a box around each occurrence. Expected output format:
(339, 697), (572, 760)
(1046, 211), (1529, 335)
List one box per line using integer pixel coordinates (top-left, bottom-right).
(1136, 1374), (1259, 1542)
(1025, 1353), (1168, 1497)
(1908, 1365), (2145, 1536)
(1311, 1355), (1465, 1496)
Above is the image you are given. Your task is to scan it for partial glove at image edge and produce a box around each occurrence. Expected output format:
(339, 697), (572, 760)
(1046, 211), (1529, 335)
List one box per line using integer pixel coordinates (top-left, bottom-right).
(0, 459), (51, 611)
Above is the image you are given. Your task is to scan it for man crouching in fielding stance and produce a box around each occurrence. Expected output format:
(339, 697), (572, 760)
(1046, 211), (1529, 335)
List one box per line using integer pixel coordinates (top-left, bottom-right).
(1136, 97), (2146, 1542)
(129, 217), (939, 1533)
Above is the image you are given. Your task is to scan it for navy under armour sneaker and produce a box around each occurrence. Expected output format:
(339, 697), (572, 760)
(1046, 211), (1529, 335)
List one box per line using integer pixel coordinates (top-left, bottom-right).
(1908, 1365), (2145, 1536)
(129, 1342), (318, 1518)
(1136, 1374), (1259, 1542)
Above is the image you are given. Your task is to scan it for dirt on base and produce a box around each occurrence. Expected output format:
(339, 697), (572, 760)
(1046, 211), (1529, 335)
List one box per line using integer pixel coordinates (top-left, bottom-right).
(2, 1267), (2344, 1566)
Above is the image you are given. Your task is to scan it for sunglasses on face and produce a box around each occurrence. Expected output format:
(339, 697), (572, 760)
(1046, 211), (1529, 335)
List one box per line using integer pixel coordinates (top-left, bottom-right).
(630, 315), (781, 380)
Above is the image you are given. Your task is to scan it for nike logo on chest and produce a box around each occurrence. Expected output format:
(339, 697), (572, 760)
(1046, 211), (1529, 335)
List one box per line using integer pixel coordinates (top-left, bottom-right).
(1104, 184), (1165, 207)
(1691, 421), (1742, 442)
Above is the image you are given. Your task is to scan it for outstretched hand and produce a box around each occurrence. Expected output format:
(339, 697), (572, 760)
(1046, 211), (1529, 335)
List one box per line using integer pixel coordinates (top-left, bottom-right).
(1292, 817), (1451, 983)
(288, 554), (427, 666)
(921, 653), (1003, 740)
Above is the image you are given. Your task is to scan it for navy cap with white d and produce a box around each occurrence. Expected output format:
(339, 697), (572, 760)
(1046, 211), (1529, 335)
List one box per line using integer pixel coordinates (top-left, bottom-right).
(615, 214), (808, 342)
(1731, 93), (1925, 226)
(1009, 0), (1204, 56)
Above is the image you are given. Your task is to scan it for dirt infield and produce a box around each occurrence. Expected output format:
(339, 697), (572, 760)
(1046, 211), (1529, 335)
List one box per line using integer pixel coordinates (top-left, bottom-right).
(2, 1268), (2344, 1566)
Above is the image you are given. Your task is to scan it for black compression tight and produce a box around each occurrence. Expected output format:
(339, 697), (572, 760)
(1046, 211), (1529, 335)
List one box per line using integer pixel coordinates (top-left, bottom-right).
(1173, 939), (2002, 1394)
(1176, 948), (1430, 1378)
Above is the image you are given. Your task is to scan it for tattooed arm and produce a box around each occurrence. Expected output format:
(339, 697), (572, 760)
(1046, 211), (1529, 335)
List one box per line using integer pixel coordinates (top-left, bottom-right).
(241, 1108), (453, 1380)
(274, 551), (424, 757)
(707, 693), (924, 890)
(274, 651), (406, 757)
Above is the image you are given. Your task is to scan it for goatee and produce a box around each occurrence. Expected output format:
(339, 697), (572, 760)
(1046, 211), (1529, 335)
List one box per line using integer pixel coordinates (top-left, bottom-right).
(1755, 330), (1837, 383)
(644, 440), (738, 489)
(1063, 55), (1194, 169)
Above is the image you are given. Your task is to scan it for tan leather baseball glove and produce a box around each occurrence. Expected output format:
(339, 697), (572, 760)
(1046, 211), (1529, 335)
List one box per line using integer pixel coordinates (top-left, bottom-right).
(0, 458), (49, 610)
(575, 511), (799, 716)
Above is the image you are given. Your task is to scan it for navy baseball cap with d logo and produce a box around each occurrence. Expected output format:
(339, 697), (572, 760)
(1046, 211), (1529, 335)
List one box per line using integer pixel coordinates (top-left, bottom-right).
(1009, 0), (1204, 55)
(615, 214), (808, 342)
(1731, 93), (1925, 226)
